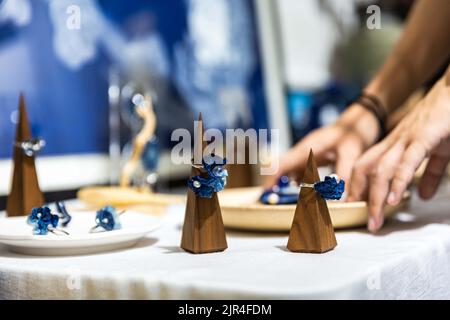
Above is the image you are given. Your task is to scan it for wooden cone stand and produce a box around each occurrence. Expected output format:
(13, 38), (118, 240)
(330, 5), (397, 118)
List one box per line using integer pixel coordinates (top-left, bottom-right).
(6, 94), (45, 217)
(287, 149), (337, 253)
(180, 114), (228, 253)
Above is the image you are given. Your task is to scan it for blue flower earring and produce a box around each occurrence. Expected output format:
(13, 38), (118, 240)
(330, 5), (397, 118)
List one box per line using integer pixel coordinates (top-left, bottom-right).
(188, 154), (228, 198)
(27, 206), (69, 235)
(300, 174), (345, 200)
(90, 206), (124, 232)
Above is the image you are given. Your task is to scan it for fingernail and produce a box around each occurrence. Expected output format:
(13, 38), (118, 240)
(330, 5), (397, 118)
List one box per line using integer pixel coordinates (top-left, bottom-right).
(368, 217), (377, 233)
(378, 215), (384, 229)
(387, 192), (397, 205)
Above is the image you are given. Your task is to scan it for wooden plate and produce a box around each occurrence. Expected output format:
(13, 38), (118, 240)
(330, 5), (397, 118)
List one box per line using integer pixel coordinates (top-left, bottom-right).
(219, 187), (410, 231)
(77, 186), (185, 215)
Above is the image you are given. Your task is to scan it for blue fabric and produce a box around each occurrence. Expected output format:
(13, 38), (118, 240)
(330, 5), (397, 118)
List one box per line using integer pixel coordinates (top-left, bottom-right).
(27, 206), (59, 235)
(55, 201), (72, 227)
(314, 176), (345, 200)
(95, 206), (122, 231)
(259, 176), (298, 205)
(188, 156), (227, 198)
(259, 190), (298, 205)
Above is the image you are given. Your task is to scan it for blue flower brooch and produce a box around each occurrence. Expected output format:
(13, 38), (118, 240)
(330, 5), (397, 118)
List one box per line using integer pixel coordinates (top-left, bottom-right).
(260, 174), (345, 205)
(187, 155), (228, 198)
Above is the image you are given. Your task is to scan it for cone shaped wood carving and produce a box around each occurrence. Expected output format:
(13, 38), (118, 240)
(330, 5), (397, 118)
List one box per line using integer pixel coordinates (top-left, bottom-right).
(180, 114), (228, 253)
(6, 94), (45, 217)
(287, 149), (337, 253)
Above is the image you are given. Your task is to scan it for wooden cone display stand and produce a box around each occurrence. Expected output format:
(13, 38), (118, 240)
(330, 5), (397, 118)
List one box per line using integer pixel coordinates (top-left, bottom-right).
(180, 114), (228, 254)
(6, 94), (45, 217)
(287, 149), (337, 253)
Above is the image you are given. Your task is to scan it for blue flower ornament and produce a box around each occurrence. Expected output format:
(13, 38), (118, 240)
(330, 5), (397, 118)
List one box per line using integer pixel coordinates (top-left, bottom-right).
(188, 155), (228, 198)
(27, 206), (65, 235)
(313, 174), (345, 200)
(91, 206), (123, 232)
(260, 176), (299, 205)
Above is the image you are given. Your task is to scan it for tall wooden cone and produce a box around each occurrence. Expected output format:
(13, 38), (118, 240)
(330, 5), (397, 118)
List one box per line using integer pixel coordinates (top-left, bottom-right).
(287, 149), (337, 253)
(180, 113), (228, 253)
(6, 94), (45, 217)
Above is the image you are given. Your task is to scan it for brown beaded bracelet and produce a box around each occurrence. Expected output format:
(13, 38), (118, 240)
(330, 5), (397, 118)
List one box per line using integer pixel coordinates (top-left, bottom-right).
(350, 93), (388, 140)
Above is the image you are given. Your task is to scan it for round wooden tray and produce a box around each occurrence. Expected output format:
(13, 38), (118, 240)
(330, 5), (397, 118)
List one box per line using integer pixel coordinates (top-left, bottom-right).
(219, 187), (410, 231)
(77, 186), (185, 215)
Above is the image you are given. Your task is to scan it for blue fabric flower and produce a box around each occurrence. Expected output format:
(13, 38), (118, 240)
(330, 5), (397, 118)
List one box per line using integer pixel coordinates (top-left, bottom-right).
(27, 206), (59, 235)
(260, 176), (299, 204)
(95, 206), (122, 231)
(188, 156), (227, 198)
(314, 176), (345, 200)
(187, 176), (214, 198)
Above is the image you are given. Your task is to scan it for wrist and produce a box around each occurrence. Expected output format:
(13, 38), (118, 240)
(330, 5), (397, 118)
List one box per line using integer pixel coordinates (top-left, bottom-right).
(337, 104), (382, 147)
(364, 58), (418, 114)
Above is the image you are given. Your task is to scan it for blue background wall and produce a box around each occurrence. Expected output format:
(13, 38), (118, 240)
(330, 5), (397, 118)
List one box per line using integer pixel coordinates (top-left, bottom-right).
(0, 0), (268, 159)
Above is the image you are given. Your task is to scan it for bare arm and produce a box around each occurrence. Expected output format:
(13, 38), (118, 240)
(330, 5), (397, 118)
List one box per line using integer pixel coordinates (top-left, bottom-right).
(365, 0), (450, 113)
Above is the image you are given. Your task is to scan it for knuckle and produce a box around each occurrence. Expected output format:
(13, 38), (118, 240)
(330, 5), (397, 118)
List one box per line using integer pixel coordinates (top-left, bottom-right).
(393, 166), (411, 184)
(371, 165), (387, 180)
(352, 160), (365, 175)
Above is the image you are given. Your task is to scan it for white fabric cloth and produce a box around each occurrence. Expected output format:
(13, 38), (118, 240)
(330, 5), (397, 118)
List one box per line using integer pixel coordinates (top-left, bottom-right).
(1, 183), (450, 299)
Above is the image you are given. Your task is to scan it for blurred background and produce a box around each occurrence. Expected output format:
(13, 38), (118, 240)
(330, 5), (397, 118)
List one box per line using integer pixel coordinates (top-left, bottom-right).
(0, 0), (415, 207)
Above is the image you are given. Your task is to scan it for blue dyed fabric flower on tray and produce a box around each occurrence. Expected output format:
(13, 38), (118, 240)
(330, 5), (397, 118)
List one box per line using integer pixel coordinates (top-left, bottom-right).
(27, 206), (59, 235)
(260, 176), (299, 205)
(95, 206), (122, 231)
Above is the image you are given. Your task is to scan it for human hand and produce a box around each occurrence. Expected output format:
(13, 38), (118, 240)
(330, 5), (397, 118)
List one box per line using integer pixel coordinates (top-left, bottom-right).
(264, 104), (381, 189)
(348, 74), (450, 232)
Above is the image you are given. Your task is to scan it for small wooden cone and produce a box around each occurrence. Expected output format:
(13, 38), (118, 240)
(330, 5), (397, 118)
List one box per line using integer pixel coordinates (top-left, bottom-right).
(6, 94), (45, 217)
(180, 113), (228, 253)
(287, 149), (337, 253)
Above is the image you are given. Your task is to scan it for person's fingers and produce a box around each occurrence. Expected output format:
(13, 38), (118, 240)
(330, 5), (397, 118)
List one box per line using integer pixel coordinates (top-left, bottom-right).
(367, 142), (405, 232)
(347, 140), (391, 202)
(335, 135), (363, 185)
(263, 127), (339, 188)
(418, 139), (450, 199)
(263, 171), (283, 189)
(388, 140), (428, 205)
(262, 145), (321, 188)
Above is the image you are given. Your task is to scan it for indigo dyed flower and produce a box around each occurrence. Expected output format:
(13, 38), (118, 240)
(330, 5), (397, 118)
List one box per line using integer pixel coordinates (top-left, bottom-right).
(314, 176), (345, 200)
(187, 176), (214, 198)
(260, 176), (299, 205)
(27, 206), (59, 235)
(95, 206), (122, 231)
(188, 156), (227, 198)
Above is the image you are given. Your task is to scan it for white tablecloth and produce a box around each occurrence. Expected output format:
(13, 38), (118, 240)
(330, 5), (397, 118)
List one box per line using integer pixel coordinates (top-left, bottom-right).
(1, 183), (450, 300)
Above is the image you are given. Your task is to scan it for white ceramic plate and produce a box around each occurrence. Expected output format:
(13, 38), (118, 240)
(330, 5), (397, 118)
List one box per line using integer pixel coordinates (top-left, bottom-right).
(0, 211), (161, 256)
